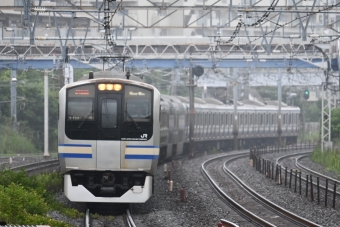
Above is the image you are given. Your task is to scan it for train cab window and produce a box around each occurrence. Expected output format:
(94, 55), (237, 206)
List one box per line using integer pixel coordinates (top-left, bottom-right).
(67, 84), (95, 121)
(101, 99), (117, 128)
(124, 85), (152, 122)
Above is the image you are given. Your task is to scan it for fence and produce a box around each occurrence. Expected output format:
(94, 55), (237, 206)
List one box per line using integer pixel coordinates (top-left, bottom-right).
(249, 142), (339, 209)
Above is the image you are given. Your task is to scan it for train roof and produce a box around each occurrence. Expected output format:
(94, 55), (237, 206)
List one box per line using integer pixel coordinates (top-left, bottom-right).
(160, 94), (299, 112)
(78, 70), (143, 82)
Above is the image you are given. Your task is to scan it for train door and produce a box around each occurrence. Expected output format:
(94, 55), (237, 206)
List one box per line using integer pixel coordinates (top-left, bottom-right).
(96, 94), (122, 170)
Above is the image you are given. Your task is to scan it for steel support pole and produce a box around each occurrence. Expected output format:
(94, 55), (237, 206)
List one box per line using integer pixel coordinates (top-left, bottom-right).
(11, 70), (17, 132)
(233, 76), (239, 151)
(277, 68), (282, 146)
(188, 61), (196, 158)
(44, 69), (50, 157)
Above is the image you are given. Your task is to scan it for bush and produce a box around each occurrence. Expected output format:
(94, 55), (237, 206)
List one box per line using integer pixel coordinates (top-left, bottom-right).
(0, 120), (38, 154)
(0, 169), (82, 226)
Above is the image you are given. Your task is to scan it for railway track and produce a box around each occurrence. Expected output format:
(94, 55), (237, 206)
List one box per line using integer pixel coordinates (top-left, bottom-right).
(10, 159), (60, 174)
(202, 152), (322, 227)
(82, 207), (137, 227)
(0, 156), (59, 175)
(275, 152), (340, 205)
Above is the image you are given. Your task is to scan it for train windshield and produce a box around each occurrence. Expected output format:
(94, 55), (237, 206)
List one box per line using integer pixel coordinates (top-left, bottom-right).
(125, 85), (152, 122)
(67, 84), (95, 121)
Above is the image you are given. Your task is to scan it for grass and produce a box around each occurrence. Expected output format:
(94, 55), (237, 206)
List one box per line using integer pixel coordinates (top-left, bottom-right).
(311, 145), (340, 178)
(0, 168), (82, 227)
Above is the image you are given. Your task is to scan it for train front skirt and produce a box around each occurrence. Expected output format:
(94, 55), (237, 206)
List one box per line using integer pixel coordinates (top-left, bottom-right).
(64, 174), (153, 203)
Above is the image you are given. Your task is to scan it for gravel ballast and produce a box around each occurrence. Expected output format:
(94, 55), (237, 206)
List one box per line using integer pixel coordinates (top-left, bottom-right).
(32, 150), (340, 226)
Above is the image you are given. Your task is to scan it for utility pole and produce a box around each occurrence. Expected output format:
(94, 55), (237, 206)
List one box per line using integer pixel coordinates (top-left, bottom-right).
(11, 69), (17, 131)
(188, 60), (196, 158)
(232, 71), (239, 151)
(301, 92), (306, 141)
(44, 69), (50, 157)
(277, 68), (282, 146)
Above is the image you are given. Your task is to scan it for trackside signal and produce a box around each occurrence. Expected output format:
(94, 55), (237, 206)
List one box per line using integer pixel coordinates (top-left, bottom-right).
(304, 90), (309, 100)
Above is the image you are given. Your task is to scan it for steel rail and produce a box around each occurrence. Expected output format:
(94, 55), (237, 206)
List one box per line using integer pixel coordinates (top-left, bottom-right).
(9, 159), (60, 174)
(126, 209), (137, 227)
(295, 155), (340, 184)
(201, 151), (274, 227)
(224, 155), (322, 227)
(276, 152), (340, 193)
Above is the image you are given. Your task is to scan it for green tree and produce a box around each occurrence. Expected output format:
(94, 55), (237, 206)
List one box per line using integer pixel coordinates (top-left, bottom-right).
(305, 103), (321, 122)
(331, 108), (340, 140)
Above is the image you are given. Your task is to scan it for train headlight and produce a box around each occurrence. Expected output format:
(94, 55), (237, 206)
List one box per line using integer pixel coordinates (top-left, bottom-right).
(106, 84), (114, 90)
(113, 84), (122, 91)
(98, 84), (122, 91)
(98, 84), (106, 91)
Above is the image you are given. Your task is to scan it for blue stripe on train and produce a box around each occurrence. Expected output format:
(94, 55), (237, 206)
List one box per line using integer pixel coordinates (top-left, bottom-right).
(59, 153), (92, 158)
(59, 144), (91, 147)
(126, 145), (159, 148)
(125, 154), (159, 160)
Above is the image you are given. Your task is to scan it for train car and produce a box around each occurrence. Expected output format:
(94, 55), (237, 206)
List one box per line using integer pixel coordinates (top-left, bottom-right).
(159, 96), (300, 159)
(58, 70), (300, 204)
(58, 71), (161, 203)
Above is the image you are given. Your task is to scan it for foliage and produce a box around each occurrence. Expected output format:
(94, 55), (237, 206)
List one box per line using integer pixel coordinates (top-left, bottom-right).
(0, 168), (82, 226)
(0, 68), (98, 154)
(211, 147), (218, 154)
(0, 118), (37, 154)
(311, 146), (340, 177)
(305, 103), (321, 122)
(256, 86), (278, 100)
(331, 108), (340, 140)
(297, 131), (319, 142)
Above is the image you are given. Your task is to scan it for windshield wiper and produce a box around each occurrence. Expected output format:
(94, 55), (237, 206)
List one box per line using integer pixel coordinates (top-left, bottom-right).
(78, 109), (93, 129)
(125, 110), (140, 130)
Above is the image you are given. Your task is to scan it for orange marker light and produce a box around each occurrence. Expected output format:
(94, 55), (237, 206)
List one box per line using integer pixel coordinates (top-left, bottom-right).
(106, 84), (114, 90)
(113, 84), (122, 91)
(98, 84), (122, 91)
(98, 84), (106, 90)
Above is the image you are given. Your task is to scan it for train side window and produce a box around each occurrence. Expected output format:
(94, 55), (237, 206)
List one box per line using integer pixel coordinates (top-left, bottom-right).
(101, 99), (117, 128)
(283, 114), (286, 125)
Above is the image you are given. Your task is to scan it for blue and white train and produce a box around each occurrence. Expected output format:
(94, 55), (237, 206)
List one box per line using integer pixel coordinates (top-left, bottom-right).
(58, 71), (160, 203)
(58, 70), (300, 203)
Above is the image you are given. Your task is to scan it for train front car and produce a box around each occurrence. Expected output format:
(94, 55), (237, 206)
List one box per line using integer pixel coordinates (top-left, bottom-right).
(58, 72), (160, 203)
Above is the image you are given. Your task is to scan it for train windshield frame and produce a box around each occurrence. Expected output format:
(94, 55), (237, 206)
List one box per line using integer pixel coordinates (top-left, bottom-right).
(124, 85), (153, 122)
(66, 84), (95, 122)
